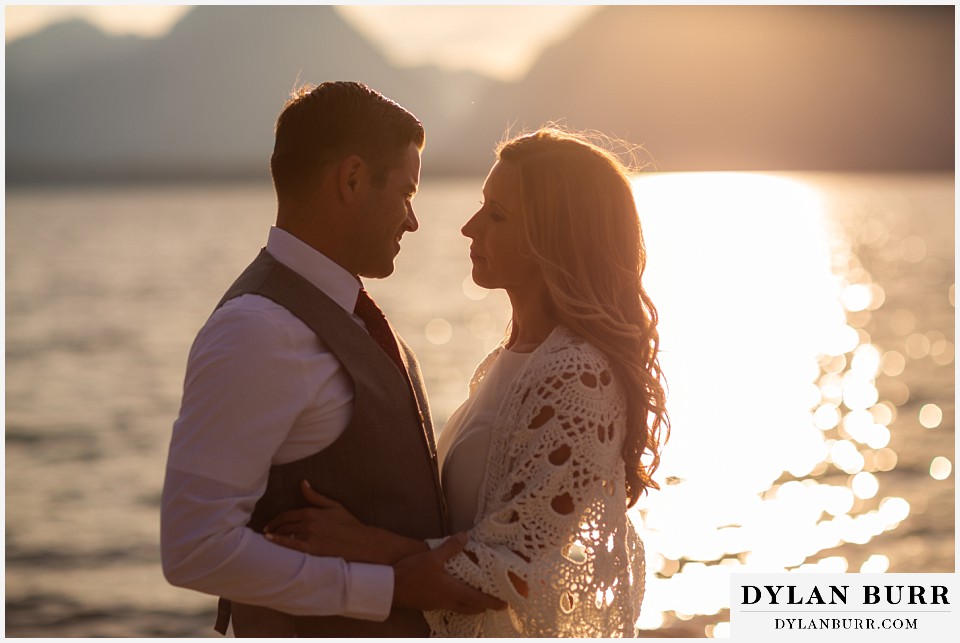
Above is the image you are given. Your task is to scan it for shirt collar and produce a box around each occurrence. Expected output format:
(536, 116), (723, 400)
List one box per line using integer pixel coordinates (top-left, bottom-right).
(266, 226), (360, 314)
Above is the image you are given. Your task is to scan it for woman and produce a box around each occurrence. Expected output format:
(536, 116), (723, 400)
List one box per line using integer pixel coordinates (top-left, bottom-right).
(267, 127), (668, 637)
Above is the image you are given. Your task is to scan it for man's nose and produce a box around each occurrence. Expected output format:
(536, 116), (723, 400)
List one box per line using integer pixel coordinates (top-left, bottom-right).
(405, 204), (419, 232)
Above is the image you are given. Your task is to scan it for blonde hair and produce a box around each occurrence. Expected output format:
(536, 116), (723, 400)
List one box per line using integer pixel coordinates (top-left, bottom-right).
(497, 127), (668, 506)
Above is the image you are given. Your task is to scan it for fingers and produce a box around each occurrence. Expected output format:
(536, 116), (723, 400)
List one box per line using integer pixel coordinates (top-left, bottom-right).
(433, 532), (468, 560)
(263, 510), (310, 534)
(440, 535), (507, 612)
(263, 482), (344, 534)
(432, 536), (507, 612)
(438, 578), (507, 613)
(455, 587), (507, 612)
(448, 602), (485, 616)
(299, 480), (341, 508)
(392, 541), (508, 613)
(264, 531), (310, 553)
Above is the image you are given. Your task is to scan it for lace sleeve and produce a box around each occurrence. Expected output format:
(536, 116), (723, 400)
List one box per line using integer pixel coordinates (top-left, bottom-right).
(467, 344), (505, 396)
(425, 342), (644, 637)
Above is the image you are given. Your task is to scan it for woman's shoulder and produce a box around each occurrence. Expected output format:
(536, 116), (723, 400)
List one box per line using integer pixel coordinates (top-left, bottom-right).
(535, 326), (614, 376)
(468, 343), (506, 395)
(515, 327), (623, 405)
(507, 327), (627, 445)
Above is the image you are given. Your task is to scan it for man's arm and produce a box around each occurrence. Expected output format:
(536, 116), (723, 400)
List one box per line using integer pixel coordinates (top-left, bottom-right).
(392, 535), (507, 614)
(161, 471), (393, 619)
(262, 482), (507, 614)
(161, 301), (391, 620)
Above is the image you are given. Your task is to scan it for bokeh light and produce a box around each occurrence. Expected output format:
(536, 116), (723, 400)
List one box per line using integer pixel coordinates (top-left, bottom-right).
(929, 457), (952, 481)
(850, 471), (879, 499)
(424, 317), (453, 345)
(918, 404), (943, 429)
(461, 275), (488, 301)
(860, 554), (891, 573)
(905, 333), (931, 359)
(880, 350), (906, 376)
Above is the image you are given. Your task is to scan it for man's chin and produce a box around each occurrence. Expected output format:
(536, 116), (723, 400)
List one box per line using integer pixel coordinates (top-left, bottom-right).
(359, 263), (396, 280)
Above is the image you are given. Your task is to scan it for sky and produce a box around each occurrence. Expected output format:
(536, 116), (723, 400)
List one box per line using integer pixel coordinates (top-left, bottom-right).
(3, 3), (599, 80)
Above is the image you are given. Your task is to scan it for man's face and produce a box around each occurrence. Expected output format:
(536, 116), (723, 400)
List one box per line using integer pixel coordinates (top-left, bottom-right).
(352, 142), (421, 279)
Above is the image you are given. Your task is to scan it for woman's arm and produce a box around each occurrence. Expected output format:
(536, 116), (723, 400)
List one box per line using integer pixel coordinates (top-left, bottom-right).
(425, 345), (638, 636)
(263, 481), (508, 615)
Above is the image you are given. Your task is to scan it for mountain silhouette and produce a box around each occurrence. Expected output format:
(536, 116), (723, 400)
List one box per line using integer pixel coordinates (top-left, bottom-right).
(5, 5), (492, 181)
(438, 4), (954, 172)
(5, 5), (953, 182)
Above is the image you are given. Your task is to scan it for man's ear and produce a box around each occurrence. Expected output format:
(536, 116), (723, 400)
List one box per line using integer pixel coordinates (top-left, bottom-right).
(337, 155), (367, 204)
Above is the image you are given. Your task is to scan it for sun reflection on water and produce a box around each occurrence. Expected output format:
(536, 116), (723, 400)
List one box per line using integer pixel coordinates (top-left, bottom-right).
(621, 172), (947, 636)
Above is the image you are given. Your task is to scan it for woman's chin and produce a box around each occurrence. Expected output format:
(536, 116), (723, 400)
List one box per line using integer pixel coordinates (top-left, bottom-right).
(470, 270), (495, 290)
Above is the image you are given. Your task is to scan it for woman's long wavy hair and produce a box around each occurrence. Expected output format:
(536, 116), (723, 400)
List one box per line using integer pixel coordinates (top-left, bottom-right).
(497, 127), (669, 507)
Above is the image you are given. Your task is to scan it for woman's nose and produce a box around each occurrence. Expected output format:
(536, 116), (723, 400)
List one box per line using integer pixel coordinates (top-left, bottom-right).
(461, 211), (479, 238)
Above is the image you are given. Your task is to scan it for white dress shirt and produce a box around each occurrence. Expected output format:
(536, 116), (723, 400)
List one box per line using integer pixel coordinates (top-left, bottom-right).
(161, 226), (393, 620)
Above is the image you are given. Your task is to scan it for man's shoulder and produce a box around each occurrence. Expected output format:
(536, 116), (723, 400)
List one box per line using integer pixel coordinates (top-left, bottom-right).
(216, 292), (288, 316)
(197, 294), (302, 349)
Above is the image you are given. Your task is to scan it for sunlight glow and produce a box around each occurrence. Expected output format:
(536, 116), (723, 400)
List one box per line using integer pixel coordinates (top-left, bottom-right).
(5, 5), (191, 41)
(627, 172), (922, 632)
(841, 283), (873, 312)
(6, 5), (599, 83)
(335, 5), (598, 80)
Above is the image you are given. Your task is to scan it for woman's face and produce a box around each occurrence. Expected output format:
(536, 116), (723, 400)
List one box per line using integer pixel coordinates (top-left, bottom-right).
(461, 160), (542, 293)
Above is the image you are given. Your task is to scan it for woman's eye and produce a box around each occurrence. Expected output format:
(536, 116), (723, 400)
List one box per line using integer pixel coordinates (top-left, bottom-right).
(478, 200), (505, 221)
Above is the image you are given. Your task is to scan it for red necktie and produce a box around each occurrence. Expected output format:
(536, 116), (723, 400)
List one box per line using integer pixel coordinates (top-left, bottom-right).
(354, 288), (408, 377)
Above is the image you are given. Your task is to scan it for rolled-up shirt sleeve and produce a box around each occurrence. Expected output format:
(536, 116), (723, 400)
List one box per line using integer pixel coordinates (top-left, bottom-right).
(161, 300), (393, 620)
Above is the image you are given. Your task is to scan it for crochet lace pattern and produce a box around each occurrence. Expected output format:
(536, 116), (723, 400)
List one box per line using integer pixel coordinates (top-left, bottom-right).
(425, 326), (645, 637)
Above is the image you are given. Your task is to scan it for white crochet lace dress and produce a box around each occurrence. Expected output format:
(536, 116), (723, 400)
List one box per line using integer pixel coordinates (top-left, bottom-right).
(425, 326), (645, 637)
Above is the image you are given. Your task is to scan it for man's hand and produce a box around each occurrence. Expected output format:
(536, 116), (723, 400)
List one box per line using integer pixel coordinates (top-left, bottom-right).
(392, 533), (507, 614)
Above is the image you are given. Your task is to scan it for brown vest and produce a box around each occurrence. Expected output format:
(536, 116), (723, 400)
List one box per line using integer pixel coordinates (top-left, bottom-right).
(213, 249), (448, 637)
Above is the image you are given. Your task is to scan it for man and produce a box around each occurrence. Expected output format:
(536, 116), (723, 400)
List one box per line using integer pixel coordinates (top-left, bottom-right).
(161, 81), (502, 636)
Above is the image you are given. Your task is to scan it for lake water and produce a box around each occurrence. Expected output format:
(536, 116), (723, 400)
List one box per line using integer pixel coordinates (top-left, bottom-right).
(4, 172), (954, 637)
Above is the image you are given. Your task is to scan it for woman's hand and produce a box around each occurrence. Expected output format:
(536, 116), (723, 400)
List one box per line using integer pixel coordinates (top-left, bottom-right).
(263, 480), (427, 564)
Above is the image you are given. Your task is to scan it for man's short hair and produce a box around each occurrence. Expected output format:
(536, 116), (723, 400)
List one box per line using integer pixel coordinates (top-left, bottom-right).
(270, 81), (424, 197)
